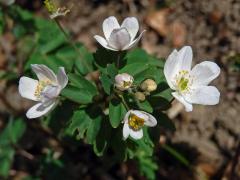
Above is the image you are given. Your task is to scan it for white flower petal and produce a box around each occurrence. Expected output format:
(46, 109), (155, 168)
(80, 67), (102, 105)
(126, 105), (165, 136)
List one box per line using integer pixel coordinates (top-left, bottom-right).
(94, 35), (118, 51)
(41, 85), (59, 99)
(164, 49), (179, 90)
(185, 86), (220, 105)
(129, 129), (143, 140)
(177, 46), (193, 71)
(143, 113), (157, 127)
(108, 28), (131, 50)
(172, 92), (193, 112)
(102, 16), (120, 40)
(26, 101), (56, 119)
(123, 30), (146, 50)
(123, 123), (130, 140)
(31, 64), (57, 83)
(57, 67), (68, 89)
(131, 110), (148, 120)
(190, 61), (220, 87)
(19, 76), (38, 101)
(123, 110), (131, 123)
(121, 17), (139, 40)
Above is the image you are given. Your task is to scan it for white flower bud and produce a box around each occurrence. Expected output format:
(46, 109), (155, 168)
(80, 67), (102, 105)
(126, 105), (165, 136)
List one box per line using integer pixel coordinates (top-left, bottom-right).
(134, 92), (145, 101)
(140, 79), (157, 92)
(115, 73), (134, 91)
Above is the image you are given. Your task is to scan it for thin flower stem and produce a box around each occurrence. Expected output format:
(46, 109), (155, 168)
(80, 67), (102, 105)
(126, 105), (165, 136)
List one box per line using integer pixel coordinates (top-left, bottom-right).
(54, 19), (92, 73)
(116, 53), (121, 68)
(128, 88), (142, 108)
(118, 94), (130, 110)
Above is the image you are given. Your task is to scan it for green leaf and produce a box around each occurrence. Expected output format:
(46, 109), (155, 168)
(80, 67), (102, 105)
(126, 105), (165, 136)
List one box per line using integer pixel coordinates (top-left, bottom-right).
(138, 100), (153, 113)
(126, 48), (164, 67)
(36, 21), (66, 54)
(119, 62), (150, 77)
(93, 120), (112, 156)
(109, 98), (127, 128)
(126, 48), (149, 63)
(67, 108), (102, 144)
(25, 51), (74, 72)
(61, 85), (96, 104)
(61, 73), (98, 104)
(0, 146), (15, 178)
(74, 44), (94, 74)
(68, 73), (97, 94)
(106, 63), (118, 80)
(0, 119), (26, 177)
(99, 73), (112, 95)
(94, 48), (126, 69)
(0, 118), (26, 145)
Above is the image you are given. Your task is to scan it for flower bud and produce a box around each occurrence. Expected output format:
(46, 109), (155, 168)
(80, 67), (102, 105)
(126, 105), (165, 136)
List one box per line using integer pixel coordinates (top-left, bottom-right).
(134, 92), (145, 101)
(115, 73), (134, 91)
(140, 79), (157, 92)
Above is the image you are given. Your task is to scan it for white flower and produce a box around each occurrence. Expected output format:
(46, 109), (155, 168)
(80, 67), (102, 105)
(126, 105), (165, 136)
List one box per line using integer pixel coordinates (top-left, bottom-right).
(123, 110), (157, 140)
(115, 73), (134, 91)
(0, 0), (15, 6)
(164, 46), (220, 112)
(94, 16), (146, 51)
(18, 64), (68, 119)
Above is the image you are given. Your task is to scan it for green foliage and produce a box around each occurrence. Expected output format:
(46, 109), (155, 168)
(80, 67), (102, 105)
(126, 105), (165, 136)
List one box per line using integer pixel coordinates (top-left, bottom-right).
(109, 98), (127, 128)
(0, 119), (26, 178)
(61, 73), (98, 104)
(66, 107), (102, 144)
(0, 5), (180, 180)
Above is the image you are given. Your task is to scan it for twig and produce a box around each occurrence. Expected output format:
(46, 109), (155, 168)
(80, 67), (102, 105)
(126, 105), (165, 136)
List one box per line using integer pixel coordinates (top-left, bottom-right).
(16, 148), (35, 160)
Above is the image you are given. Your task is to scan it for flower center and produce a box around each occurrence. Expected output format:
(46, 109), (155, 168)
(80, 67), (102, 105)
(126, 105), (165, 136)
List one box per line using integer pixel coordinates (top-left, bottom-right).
(175, 70), (192, 93)
(34, 79), (52, 99)
(128, 113), (145, 131)
(123, 81), (132, 88)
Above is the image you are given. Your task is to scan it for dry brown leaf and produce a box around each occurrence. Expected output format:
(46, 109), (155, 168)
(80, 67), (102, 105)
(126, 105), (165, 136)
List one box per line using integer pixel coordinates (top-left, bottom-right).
(145, 9), (170, 37)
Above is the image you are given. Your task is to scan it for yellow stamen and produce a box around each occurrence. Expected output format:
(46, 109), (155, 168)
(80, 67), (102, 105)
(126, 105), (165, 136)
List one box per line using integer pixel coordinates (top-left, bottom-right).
(123, 81), (132, 88)
(44, 0), (57, 13)
(175, 70), (192, 93)
(128, 113), (145, 131)
(34, 79), (52, 99)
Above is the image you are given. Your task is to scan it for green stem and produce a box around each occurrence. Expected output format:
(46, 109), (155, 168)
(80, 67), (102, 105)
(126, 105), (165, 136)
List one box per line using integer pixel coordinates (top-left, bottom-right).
(116, 53), (121, 68)
(118, 94), (130, 110)
(54, 19), (92, 73)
